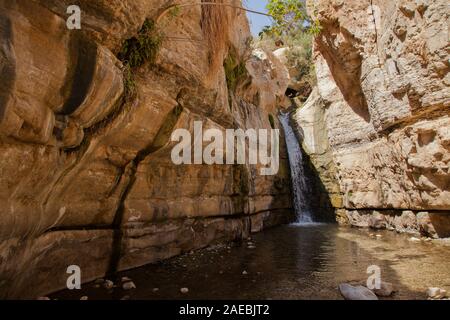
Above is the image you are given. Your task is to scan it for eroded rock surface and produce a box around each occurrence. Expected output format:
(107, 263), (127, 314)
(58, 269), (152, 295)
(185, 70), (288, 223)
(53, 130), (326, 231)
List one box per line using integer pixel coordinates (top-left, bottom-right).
(293, 1), (450, 233)
(0, 0), (292, 298)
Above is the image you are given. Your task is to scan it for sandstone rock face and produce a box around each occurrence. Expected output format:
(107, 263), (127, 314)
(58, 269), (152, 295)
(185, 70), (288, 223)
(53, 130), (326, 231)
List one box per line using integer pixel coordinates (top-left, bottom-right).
(293, 88), (343, 218)
(273, 47), (314, 102)
(0, 0), (292, 298)
(297, 1), (449, 233)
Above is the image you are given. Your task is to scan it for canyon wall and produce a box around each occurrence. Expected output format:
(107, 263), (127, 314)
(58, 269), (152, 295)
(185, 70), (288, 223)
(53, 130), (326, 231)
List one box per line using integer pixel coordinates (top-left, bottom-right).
(0, 0), (293, 298)
(297, 0), (450, 236)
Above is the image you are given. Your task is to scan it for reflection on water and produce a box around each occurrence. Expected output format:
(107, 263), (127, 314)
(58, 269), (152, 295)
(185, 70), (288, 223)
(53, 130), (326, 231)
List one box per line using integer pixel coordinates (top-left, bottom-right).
(53, 224), (450, 300)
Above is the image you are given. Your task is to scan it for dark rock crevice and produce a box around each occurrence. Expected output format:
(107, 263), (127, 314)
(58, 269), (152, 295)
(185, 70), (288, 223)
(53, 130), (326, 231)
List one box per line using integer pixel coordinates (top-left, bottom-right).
(106, 104), (185, 277)
(60, 34), (98, 115)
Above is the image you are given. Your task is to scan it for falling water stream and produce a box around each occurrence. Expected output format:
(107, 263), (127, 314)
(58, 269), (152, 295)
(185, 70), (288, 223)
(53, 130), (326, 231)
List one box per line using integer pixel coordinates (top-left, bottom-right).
(279, 112), (313, 223)
(52, 112), (450, 300)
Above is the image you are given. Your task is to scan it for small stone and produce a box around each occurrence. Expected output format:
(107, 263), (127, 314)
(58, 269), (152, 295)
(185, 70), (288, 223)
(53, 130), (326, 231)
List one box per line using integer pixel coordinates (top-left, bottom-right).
(373, 281), (395, 297)
(121, 276), (132, 282)
(180, 287), (189, 294)
(122, 281), (136, 290)
(242, 270), (248, 275)
(409, 237), (421, 242)
(247, 245), (256, 249)
(427, 287), (447, 299)
(120, 295), (130, 300)
(37, 296), (51, 300)
(103, 280), (114, 289)
(339, 283), (378, 300)
(80, 296), (88, 300)
(375, 234), (382, 238)
(152, 288), (159, 292)
(94, 278), (105, 284)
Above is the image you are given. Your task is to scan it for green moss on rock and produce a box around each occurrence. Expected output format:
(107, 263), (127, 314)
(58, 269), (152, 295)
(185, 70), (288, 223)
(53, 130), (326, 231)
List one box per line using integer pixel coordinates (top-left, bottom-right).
(118, 19), (162, 68)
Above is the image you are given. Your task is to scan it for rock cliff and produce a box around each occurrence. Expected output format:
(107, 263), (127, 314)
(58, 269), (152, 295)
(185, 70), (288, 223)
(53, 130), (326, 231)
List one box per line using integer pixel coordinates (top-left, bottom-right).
(0, 0), (292, 298)
(295, 0), (449, 236)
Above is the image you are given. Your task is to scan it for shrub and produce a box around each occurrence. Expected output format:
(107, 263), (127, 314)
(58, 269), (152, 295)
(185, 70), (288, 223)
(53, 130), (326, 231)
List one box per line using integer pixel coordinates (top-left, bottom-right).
(118, 19), (162, 69)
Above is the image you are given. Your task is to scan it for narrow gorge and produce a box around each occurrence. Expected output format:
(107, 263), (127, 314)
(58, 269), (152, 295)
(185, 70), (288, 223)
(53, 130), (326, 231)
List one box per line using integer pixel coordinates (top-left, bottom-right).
(0, 0), (448, 300)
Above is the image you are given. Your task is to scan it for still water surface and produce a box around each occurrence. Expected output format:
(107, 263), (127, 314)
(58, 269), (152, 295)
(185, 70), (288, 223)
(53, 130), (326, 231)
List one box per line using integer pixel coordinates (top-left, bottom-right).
(53, 224), (450, 300)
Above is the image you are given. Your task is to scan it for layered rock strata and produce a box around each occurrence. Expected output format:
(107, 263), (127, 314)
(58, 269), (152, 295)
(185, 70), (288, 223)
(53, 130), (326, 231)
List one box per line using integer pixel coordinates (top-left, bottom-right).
(0, 0), (292, 298)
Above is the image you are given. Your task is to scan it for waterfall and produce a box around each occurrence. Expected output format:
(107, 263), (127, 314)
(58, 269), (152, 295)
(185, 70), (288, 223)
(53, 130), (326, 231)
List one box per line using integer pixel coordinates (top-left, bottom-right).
(279, 112), (313, 223)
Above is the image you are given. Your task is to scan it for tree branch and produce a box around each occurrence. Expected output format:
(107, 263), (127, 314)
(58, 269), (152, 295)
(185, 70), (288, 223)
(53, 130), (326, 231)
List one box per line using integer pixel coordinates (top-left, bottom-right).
(156, 2), (274, 23)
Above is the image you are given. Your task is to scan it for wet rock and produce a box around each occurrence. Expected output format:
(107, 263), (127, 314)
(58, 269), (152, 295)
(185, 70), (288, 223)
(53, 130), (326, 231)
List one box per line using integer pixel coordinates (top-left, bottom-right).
(180, 288), (189, 294)
(339, 284), (378, 300)
(122, 281), (136, 290)
(393, 211), (418, 234)
(345, 211), (370, 228)
(368, 211), (387, 229)
(427, 287), (447, 299)
(306, 0), (450, 231)
(80, 296), (88, 300)
(103, 280), (114, 289)
(373, 282), (395, 297)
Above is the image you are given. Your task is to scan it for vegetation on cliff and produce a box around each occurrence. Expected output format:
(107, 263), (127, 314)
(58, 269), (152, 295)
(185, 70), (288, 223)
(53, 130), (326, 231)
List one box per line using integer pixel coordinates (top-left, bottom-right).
(118, 19), (162, 69)
(254, 0), (317, 101)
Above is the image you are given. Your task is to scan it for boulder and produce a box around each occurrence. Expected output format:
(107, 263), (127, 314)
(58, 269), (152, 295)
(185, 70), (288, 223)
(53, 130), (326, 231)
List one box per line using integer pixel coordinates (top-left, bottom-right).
(417, 212), (450, 238)
(339, 284), (378, 300)
(427, 287), (448, 299)
(0, 0), (294, 298)
(373, 282), (395, 297)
